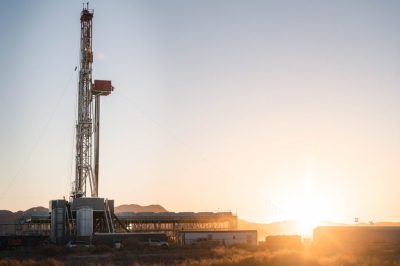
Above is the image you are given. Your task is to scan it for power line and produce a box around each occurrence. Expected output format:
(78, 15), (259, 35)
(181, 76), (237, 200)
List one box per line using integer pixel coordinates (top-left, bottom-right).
(116, 89), (241, 184)
(0, 67), (77, 199)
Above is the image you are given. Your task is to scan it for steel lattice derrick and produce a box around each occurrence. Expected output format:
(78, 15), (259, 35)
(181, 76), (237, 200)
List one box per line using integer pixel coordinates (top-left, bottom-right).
(74, 7), (94, 198)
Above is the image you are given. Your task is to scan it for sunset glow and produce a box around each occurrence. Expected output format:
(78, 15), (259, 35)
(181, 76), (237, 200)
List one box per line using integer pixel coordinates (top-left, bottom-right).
(279, 164), (324, 236)
(1, 1), (400, 231)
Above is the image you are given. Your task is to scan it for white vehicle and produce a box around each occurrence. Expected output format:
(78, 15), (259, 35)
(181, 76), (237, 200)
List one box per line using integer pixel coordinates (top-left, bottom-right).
(145, 239), (169, 249)
(66, 240), (90, 248)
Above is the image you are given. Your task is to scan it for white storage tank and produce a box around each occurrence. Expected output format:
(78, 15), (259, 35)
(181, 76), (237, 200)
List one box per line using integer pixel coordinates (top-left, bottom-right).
(77, 207), (93, 236)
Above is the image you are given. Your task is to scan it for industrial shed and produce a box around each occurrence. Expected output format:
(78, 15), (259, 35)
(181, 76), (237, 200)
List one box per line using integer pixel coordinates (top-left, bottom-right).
(181, 230), (257, 246)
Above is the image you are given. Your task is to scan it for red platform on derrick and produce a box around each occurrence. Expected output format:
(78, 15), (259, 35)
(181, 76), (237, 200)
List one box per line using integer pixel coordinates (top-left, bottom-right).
(92, 80), (113, 96)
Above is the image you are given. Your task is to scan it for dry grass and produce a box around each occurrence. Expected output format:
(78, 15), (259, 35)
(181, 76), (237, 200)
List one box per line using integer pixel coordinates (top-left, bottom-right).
(176, 248), (319, 266)
(174, 246), (400, 266)
(0, 258), (63, 266)
(1, 244), (400, 265)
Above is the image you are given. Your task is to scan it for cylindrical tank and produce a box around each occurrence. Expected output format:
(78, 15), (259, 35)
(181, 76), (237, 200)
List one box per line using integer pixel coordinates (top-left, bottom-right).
(77, 207), (93, 236)
(50, 209), (55, 242)
(50, 207), (65, 244)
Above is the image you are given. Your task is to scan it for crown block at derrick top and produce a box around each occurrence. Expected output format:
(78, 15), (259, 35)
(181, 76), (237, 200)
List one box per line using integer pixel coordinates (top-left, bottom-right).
(80, 9), (93, 21)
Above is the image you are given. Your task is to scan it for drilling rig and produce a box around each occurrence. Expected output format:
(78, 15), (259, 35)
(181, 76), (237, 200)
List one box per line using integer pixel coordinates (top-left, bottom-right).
(74, 4), (113, 198)
(46, 4), (237, 246)
(49, 4), (116, 244)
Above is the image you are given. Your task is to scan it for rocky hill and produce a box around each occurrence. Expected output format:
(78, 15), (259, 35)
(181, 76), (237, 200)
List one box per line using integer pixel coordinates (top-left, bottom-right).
(0, 207), (48, 224)
(0, 204), (168, 223)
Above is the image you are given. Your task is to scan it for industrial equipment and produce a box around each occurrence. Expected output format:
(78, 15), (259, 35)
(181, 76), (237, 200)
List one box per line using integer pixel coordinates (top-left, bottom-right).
(45, 4), (237, 245)
(49, 3), (116, 244)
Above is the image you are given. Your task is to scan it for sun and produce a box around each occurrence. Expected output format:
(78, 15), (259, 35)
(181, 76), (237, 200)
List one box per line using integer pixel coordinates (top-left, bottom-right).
(282, 192), (323, 237)
(289, 163), (324, 237)
(293, 202), (322, 237)
(267, 159), (331, 237)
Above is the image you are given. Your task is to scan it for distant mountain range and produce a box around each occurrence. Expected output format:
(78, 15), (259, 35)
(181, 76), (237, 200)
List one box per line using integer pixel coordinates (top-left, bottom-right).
(0, 207), (48, 224)
(237, 219), (400, 240)
(237, 219), (346, 240)
(1, 204), (399, 241)
(0, 204), (167, 224)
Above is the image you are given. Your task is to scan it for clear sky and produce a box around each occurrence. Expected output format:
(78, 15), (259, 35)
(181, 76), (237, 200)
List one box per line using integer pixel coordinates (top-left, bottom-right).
(1, 0), (400, 226)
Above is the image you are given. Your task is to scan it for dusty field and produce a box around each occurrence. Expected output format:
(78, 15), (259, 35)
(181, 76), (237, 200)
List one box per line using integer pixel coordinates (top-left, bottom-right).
(1, 244), (400, 266)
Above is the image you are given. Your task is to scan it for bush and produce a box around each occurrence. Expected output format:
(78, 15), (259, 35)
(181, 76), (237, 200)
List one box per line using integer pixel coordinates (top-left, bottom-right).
(123, 239), (144, 252)
(88, 244), (112, 254)
(37, 244), (69, 257)
(231, 243), (259, 252)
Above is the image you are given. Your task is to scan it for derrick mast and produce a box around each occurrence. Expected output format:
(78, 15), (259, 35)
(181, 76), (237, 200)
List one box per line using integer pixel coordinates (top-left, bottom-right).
(73, 4), (114, 199)
(74, 6), (94, 198)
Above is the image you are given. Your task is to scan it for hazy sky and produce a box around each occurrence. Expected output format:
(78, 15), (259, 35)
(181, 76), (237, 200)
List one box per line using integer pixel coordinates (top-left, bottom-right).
(1, 0), (400, 225)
